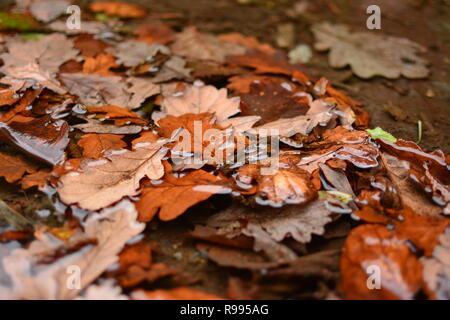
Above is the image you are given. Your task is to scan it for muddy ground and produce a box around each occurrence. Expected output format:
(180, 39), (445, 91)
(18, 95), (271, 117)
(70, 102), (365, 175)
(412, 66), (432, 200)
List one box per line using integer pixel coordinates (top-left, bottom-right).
(0, 0), (449, 299)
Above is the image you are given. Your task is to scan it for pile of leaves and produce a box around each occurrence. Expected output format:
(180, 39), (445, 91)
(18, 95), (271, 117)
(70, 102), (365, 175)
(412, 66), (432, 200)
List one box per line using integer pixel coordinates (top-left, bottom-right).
(0, 0), (448, 300)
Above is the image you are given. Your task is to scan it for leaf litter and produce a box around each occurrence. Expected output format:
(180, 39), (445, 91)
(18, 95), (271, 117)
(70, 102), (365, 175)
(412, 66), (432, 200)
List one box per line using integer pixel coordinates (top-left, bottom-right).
(0, 0), (447, 301)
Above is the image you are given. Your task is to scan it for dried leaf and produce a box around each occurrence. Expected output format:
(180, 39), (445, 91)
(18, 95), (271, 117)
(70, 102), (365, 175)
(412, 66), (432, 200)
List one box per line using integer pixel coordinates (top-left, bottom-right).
(312, 22), (429, 79)
(82, 53), (119, 76)
(57, 140), (167, 210)
(108, 41), (170, 67)
(0, 200), (144, 299)
(29, 0), (69, 23)
(171, 26), (246, 63)
(0, 34), (78, 93)
(160, 83), (240, 123)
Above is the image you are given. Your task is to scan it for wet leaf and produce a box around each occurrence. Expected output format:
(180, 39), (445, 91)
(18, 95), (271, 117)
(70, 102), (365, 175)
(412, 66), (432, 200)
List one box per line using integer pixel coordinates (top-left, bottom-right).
(422, 228), (450, 300)
(0, 200), (144, 299)
(0, 115), (69, 166)
(136, 163), (231, 222)
(77, 133), (127, 159)
(57, 140), (167, 210)
(340, 224), (423, 300)
(208, 200), (333, 243)
(312, 22), (429, 79)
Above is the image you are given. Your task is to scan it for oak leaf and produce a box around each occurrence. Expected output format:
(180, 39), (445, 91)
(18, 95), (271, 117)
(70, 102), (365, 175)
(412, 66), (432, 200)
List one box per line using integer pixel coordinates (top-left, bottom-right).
(0, 34), (78, 94)
(57, 140), (168, 211)
(0, 150), (37, 183)
(312, 22), (429, 79)
(136, 165), (231, 222)
(82, 53), (119, 76)
(77, 133), (127, 159)
(171, 26), (246, 63)
(160, 83), (240, 124)
(0, 200), (144, 299)
(340, 224), (422, 299)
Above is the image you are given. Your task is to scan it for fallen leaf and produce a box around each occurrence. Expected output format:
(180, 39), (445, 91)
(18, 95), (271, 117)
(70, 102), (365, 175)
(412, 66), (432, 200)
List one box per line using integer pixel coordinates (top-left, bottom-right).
(340, 224), (423, 300)
(0, 200), (144, 299)
(160, 82), (240, 124)
(312, 22), (429, 79)
(208, 200), (333, 243)
(21, 170), (51, 189)
(57, 140), (167, 211)
(0, 115), (69, 166)
(0, 34), (78, 93)
(29, 0), (69, 23)
(171, 26), (246, 63)
(77, 133), (127, 159)
(422, 228), (450, 299)
(108, 40), (170, 68)
(89, 1), (147, 18)
(82, 53), (119, 76)
(0, 88), (20, 106)
(234, 158), (317, 207)
(136, 164), (231, 222)
(134, 20), (175, 45)
(72, 118), (142, 135)
(218, 32), (276, 56)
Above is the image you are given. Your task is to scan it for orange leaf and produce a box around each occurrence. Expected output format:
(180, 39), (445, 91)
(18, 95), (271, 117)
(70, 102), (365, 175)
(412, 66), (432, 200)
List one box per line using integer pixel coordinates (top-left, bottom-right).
(0, 88), (20, 107)
(340, 224), (423, 300)
(89, 1), (146, 18)
(82, 53), (119, 76)
(21, 170), (51, 189)
(136, 164), (230, 222)
(77, 133), (127, 158)
(0, 151), (37, 183)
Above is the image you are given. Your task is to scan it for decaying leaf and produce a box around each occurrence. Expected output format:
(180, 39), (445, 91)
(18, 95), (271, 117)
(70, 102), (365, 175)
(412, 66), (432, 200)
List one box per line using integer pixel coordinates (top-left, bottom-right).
(312, 22), (429, 79)
(0, 200), (144, 299)
(57, 140), (168, 211)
